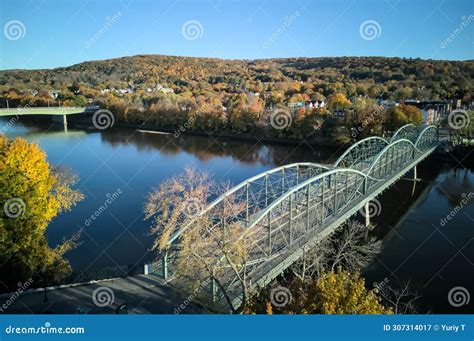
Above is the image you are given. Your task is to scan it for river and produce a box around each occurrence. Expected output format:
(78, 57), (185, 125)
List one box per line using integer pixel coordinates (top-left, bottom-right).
(1, 119), (473, 313)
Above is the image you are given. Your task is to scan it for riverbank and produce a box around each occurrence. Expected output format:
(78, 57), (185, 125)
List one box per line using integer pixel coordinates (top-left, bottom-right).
(110, 121), (340, 149)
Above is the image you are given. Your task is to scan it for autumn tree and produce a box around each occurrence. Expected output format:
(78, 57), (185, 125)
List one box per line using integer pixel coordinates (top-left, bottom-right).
(290, 220), (382, 281)
(144, 167), (254, 312)
(313, 270), (392, 314)
(0, 136), (83, 291)
(397, 104), (422, 125)
(328, 93), (351, 110)
(383, 105), (422, 132)
(246, 269), (392, 314)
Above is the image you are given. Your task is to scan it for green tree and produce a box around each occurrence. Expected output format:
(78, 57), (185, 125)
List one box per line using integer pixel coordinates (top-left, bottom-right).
(384, 107), (408, 131)
(73, 95), (87, 107)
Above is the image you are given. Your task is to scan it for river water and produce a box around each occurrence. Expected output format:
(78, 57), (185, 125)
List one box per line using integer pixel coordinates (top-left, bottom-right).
(2, 119), (473, 313)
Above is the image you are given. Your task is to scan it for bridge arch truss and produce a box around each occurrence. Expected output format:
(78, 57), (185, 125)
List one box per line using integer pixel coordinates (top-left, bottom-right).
(157, 125), (440, 311)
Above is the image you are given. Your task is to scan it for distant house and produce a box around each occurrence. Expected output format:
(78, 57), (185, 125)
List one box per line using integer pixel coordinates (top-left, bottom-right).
(160, 87), (174, 94)
(305, 100), (325, 109)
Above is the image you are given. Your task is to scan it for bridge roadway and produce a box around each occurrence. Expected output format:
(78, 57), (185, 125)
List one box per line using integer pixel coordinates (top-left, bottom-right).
(0, 106), (88, 116)
(0, 106), (94, 131)
(156, 124), (440, 311)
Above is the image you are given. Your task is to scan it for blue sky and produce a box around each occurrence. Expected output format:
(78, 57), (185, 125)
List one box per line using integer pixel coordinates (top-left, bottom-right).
(1, 0), (473, 70)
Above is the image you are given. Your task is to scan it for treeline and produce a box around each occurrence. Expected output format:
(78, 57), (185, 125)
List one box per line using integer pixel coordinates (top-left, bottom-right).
(0, 55), (472, 143)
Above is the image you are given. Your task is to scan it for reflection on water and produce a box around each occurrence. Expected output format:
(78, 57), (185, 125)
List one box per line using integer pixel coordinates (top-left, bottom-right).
(1, 119), (338, 282)
(364, 162), (474, 314)
(1, 118), (472, 313)
(99, 129), (337, 166)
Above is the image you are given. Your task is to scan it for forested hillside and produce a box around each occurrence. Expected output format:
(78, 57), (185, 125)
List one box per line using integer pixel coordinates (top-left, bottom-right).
(1, 55), (472, 143)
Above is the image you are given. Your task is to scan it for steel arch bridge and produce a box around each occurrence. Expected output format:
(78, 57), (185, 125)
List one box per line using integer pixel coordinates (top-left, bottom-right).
(155, 125), (439, 311)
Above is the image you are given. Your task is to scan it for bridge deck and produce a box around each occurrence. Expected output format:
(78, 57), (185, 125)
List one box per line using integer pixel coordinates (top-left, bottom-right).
(0, 107), (87, 116)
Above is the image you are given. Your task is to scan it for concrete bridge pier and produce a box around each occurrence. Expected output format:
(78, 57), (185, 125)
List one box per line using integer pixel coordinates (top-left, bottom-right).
(63, 114), (68, 132)
(364, 202), (371, 228)
(52, 114), (68, 132)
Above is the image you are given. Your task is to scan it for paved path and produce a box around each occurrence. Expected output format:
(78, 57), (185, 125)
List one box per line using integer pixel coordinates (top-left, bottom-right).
(0, 274), (207, 314)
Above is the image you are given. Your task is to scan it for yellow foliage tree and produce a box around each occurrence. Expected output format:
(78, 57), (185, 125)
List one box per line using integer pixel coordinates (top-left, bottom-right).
(314, 270), (392, 314)
(246, 269), (391, 314)
(0, 135), (83, 290)
(328, 93), (351, 110)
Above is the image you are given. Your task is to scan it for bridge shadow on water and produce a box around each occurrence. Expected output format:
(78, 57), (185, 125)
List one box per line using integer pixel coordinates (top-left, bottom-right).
(363, 157), (474, 314)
